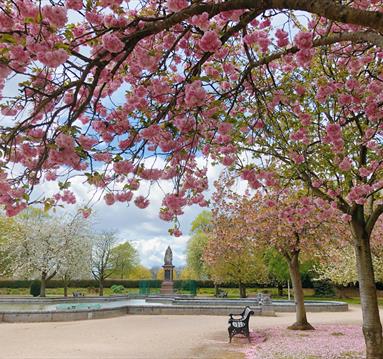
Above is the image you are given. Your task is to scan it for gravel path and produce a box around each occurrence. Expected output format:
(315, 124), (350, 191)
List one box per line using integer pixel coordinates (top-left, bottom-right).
(0, 305), (373, 359)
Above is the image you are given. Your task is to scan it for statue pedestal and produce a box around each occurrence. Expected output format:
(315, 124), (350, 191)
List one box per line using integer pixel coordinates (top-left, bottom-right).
(160, 281), (174, 295)
(160, 263), (174, 295)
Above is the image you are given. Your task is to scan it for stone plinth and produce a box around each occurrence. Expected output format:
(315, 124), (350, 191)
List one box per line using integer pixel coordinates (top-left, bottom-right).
(160, 281), (174, 295)
(161, 246), (175, 295)
(160, 263), (174, 294)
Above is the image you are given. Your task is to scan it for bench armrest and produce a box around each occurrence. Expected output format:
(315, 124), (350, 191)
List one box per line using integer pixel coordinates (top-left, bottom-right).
(229, 314), (243, 320)
(229, 312), (243, 316)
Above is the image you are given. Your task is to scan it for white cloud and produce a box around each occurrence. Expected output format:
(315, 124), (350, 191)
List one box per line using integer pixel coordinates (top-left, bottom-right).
(130, 235), (189, 267)
(29, 158), (225, 268)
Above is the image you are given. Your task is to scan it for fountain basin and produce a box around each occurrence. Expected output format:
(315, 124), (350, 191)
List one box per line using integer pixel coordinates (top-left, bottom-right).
(0, 296), (348, 322)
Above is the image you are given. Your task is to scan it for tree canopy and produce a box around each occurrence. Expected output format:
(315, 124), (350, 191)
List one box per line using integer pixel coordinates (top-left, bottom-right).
(3, 1), (383, 356)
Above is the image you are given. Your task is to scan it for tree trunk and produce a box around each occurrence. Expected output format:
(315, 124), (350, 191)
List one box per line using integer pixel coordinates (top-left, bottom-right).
(120, 264), (125, 280)
(286, 251), (314, 330)
(239, 282), (247, 298)
(277, 284), (284, 297)
(335, 287), (348, 299)
(352, 218), (383, 359)
(214, 283), (219, 297)
(99, 280), (104, 296)
(64, 281), (68, 297)
(40, 272), (47, 297)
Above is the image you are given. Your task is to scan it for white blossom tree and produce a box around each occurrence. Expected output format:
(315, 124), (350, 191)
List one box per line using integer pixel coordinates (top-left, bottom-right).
(315, 245), (383, 293)
(3, 210), (92, 297)
(91, 231), (118, 296)
(57, 219), (92, 297)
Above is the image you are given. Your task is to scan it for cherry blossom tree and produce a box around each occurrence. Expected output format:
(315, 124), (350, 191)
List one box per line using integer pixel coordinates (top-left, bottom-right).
(230, 45), (383, 355)
(2, 209), (92, 296)
(211, 175), (344, 329)
(2, 1), (383, 356)
(204, 212), (268, 298)
(248, 192), (345, 330)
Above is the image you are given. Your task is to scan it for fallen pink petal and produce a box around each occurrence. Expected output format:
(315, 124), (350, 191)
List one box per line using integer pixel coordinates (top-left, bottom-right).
(242, 325), (365, 359)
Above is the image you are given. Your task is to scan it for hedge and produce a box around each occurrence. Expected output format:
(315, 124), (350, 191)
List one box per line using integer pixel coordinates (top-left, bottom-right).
(0, 279), (377, 290)
(0, 279), (279, 289)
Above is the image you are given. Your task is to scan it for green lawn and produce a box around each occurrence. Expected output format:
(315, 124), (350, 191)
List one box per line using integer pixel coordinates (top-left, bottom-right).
(0, 286), (381, 306)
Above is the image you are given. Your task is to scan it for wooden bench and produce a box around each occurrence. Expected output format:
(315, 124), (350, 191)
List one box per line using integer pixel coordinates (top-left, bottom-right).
(228, 306), (254, 343)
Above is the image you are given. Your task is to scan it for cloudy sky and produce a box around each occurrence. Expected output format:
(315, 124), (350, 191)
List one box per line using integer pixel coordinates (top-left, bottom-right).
(34, 159), (226, 269)
(1, 5), (282, 269)
(0, 61), (227, 270)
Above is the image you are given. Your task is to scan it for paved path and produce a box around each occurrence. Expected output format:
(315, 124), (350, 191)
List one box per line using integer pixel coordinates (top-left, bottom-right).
(0, 305), (373, 359)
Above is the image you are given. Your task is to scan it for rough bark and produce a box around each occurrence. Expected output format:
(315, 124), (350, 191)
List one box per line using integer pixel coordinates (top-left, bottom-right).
(63, 282), (68, 297)
(286, 251), (314, 331)
(99, 280), (104, 296)
(137, 0), (383, 39)
(352, 216), (383, 359)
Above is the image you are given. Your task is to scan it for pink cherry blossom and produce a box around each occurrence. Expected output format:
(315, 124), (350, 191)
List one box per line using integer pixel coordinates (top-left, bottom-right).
(80, 208), (92, 219)
(37, 49), (69, 68)
(189, 12), (209, 30)
(66, 0), (83, 10)
(116, 191), (133, 202)
(275, 29), (289, 47)
(134, 196), (150, 209)
(102, 33), (124, 53)
(78, 135), (98, 150)
(167, 0), (188, 12)
(339, 157), (352, 171)
(42, 6), (68, 28)
(113, 160), (135, 175)
(104, 193), (116, 205)
(199, 31), (222, 52)
(294, 31), (313, 49)
(184, 81), (206, 107)
(359, 167), (372, 177)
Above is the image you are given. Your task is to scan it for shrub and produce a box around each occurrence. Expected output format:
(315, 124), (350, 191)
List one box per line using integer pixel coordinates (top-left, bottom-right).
(313, 280), (335, 297)
(30, 280), (41, 297)
(111, 285), (125, 294)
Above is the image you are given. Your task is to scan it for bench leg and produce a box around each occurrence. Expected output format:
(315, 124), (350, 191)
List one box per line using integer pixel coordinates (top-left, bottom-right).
(246, 329), (251, 343)
(228, 328), (232, 343)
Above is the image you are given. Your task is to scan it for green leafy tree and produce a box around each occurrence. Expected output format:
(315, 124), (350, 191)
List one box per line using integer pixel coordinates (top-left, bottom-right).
(127, 265), (153, 280)
(185, 211), (211, 280)
(0, 215), (22, 277)
(264, 249), (290, 296)
(156, 268), (177, 280)
(110, 242), (139, 280)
